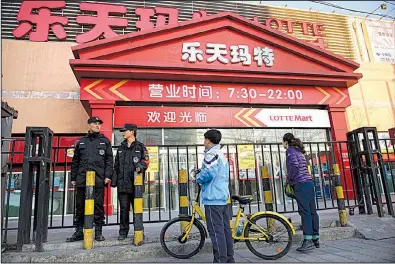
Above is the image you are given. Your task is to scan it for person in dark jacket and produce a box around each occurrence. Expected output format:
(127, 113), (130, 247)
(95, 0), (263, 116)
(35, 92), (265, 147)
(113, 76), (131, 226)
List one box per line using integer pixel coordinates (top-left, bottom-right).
(283, 133), (320, 252)
(112, 124), (149, 240)
(66, 117), (113, 242)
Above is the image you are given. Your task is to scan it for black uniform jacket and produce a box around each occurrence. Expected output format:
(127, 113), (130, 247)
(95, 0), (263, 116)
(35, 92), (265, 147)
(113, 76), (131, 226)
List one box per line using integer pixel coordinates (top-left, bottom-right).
(71, 132), (113, 187)
(112, 140), (149, 193)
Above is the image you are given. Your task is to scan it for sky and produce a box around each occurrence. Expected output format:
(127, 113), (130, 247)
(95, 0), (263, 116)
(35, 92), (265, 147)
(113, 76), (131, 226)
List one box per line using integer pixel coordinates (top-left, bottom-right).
(241, 1), (395, 21)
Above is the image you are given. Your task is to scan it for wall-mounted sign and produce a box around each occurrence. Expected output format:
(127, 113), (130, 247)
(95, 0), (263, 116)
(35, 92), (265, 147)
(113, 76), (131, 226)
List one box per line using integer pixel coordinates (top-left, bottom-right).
(364, 20), (394, 64)
(114, 106), (331, 128)
(237, 145), (256, 170)
(182, 42), (274, 67)
(80, 80), (350, 107)
(146, 146), (159, 173)
(10, 0), (327, 49)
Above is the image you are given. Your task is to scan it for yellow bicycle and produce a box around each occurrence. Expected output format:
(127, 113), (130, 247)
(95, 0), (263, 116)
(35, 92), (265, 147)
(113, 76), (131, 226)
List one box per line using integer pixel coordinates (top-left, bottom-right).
(160, 184), (296, 260)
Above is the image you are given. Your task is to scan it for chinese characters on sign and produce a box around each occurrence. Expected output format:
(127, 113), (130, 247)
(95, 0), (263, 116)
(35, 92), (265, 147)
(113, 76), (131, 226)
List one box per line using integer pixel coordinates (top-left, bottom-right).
(135, 7), (178, 31)
(148, 84), (213, 99)
(147, 111), (207, 124)
(146, 146), (159, 173)
(13, 1), (68, 41)
(365, 20), (395, 64)
(12, 1), (328, 48)
(182, 42), (275, 67)
(75, 3), (128, 44)
(114, 106), (331, 128)
(237, 145), (256, 170)
(81, 79), (351, 107)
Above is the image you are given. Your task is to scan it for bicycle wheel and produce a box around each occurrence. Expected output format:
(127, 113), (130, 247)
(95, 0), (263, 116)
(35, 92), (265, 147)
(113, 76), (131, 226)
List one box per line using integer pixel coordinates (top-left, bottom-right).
(160, 216), (206, 259)
(244, 214), (293, 260)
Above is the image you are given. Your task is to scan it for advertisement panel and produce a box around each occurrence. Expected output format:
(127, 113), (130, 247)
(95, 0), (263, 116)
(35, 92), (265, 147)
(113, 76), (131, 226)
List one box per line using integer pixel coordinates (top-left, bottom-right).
(364, 20), (395, 64)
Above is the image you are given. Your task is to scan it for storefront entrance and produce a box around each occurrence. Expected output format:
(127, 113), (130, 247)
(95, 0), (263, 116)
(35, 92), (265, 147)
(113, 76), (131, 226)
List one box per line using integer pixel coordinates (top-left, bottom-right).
(70, 11), (362, 215)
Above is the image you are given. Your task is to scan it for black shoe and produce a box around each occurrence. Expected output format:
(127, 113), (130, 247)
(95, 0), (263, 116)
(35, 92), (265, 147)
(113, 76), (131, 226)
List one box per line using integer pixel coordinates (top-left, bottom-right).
(312, 238), (320, 248)
(95, 234), (105, 241)
(95, 226), (105, 241)
(296, 239), (315, 252)
(66, 231), (83, 242)
(118, 234), (127, 241)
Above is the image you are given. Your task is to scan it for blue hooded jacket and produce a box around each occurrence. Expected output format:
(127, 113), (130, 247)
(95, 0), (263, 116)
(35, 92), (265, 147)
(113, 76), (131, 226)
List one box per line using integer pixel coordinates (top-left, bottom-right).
(286, 146), (311, 186)
(196, 144), (230, 205)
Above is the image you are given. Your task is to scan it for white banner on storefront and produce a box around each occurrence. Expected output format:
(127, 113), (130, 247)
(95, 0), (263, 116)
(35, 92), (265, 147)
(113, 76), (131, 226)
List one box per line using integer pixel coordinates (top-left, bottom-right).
(255, 109), (331, 128)
(364, 20), (395, 64)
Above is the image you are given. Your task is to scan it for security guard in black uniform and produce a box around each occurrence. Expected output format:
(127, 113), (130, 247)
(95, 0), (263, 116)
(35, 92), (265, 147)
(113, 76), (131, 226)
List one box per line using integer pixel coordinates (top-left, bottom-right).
(111, 124), (149, 240)
(66, 117), (113, 242)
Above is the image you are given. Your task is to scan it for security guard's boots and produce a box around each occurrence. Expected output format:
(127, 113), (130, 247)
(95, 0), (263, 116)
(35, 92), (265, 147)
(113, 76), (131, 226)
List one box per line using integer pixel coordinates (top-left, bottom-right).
(66, 228), (83, 242)
(95, 226), (105, 242)
(118, 234), (127, 241)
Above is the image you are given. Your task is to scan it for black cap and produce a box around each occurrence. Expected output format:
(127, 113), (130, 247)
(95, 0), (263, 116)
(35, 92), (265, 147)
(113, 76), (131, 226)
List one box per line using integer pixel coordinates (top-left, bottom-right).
(120, 124), (137, 132)
(87, 117), (103, 124)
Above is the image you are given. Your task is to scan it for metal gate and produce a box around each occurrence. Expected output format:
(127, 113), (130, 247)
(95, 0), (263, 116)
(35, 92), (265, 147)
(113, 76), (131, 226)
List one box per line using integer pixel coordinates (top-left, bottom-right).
(3, 137), (365, 245)
(347, 127), (395, 217)
(2, 131), (395, 243)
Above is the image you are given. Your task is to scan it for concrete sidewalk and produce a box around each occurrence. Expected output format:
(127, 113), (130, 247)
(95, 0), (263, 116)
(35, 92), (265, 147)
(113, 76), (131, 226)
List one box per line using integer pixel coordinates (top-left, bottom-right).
(2, 210), (395, 263)
(130, 238), (395, 263)
(3, 209), (343, 250)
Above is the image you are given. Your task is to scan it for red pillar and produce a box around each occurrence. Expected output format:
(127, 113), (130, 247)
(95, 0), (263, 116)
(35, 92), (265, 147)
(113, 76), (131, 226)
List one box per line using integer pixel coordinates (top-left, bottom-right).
(328, 107), (354, 200)
(90, 100), (115, 216)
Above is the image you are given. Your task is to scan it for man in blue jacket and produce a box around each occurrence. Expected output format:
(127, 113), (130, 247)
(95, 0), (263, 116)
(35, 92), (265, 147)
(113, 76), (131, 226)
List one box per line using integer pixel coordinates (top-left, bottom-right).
(195, 129), (234, 263)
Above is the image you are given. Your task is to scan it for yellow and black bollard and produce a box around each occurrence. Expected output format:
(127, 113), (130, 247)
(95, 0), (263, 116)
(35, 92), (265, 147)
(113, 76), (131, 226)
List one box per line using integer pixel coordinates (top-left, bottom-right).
(133, 172), (144, 246)
(262, 166), (273, 211)
(333, 164), (347, 227)
(261, 166), (275, 231)
(179, 170), (188, 216)
(179, 170), (189, 231)
(83, 171), (95, 250)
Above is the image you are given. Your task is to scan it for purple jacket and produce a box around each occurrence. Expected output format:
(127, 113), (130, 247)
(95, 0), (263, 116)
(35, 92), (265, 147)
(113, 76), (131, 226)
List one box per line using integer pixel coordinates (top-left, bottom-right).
(286, 147), (311, 186)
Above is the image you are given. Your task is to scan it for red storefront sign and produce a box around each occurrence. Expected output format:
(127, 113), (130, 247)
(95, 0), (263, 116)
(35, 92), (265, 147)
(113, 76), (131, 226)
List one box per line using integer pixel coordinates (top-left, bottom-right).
(13, 1), (68, 41)
(81, 80), (350, 107)
(114, 106), (330, 128)
(75, 2), (128, 44)
(13, 1), (327, 47)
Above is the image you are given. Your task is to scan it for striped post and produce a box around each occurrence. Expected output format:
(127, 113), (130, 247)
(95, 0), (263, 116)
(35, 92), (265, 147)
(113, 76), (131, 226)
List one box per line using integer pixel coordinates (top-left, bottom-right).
(83, 171), (95, 250)
(179, 170), (188, 215)
(333, 164), (347, 227)
(262, 166), (275, 232)
(133, 172), (144, 246)
(262, 166), (273, 211)
(179, 170), (189, 231)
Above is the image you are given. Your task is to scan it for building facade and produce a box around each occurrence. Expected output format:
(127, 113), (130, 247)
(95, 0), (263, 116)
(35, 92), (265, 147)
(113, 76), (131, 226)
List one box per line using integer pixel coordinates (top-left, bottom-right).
(2, 0), (394, 218)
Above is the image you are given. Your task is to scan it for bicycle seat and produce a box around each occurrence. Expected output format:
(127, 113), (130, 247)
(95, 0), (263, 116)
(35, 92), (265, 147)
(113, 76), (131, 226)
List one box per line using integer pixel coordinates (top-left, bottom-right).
(231, 195), (253, 204)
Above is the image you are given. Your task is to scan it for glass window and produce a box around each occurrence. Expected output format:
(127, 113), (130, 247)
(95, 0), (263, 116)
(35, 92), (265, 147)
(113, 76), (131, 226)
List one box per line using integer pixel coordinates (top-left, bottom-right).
(254, 129), (291, 143)
(293, 129), (328, 142)
(220, 129), (255, 144)
(164, 129), (207, 145)
(113, 129), (162, 146)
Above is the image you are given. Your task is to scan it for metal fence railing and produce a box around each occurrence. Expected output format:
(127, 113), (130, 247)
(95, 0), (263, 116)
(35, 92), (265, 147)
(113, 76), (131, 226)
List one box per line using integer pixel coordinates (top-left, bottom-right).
(4, 139), (394, 244)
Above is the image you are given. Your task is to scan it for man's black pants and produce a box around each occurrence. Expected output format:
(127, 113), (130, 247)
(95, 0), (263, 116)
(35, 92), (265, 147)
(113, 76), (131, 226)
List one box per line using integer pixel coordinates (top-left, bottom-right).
(118, 192), (136, 236)
(75, 187), (105, 229)
(205, 205), (235, 263)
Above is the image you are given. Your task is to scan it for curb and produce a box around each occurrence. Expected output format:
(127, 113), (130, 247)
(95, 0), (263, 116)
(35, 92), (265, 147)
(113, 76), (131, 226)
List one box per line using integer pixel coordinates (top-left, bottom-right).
(2, 226), (356, 263)
(18, 218), (340, 253)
